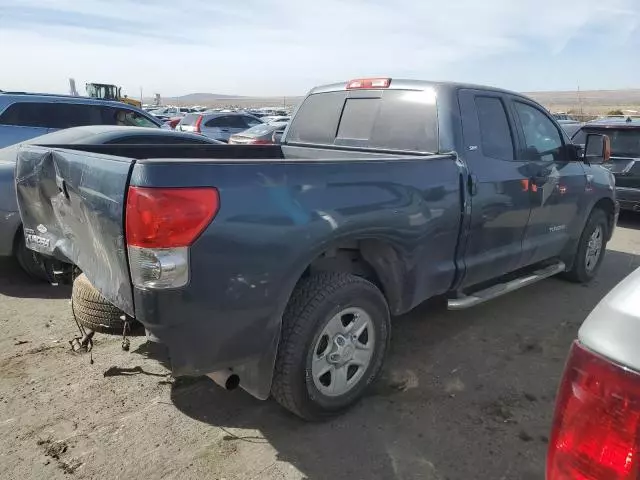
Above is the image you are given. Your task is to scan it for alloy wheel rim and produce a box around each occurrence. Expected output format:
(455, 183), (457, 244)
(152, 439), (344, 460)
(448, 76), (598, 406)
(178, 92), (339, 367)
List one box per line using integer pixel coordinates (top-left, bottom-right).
(311, 307), (375, 397)
(585, 226), (603, 272)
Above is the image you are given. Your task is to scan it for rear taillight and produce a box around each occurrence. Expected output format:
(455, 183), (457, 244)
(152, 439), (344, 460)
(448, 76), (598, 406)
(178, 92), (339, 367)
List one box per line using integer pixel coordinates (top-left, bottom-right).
(547, 341), (640, 480)
(194, 115), (204, 133)
(346, 77), (391, 89)
(125, 186), (219, 289)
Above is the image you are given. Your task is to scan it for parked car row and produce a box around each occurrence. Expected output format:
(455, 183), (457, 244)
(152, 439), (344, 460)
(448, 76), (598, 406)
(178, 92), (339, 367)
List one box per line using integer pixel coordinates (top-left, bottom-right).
(0, 90), (228, 280)
(0, 91), (162, 148)
(176, 112), (263, 142)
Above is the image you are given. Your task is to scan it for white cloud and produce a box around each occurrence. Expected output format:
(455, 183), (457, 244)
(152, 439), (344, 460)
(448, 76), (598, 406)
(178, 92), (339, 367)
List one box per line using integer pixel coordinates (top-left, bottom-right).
(0, 0), (638, 96)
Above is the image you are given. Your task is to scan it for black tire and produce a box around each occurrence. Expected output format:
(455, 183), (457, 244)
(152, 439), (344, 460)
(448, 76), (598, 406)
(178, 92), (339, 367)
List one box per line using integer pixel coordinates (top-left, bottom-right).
(72, 273), (134, 333)
(15, 235), (54, 282)
(563, 209), (609, 283)
(272, 272), (390, 421)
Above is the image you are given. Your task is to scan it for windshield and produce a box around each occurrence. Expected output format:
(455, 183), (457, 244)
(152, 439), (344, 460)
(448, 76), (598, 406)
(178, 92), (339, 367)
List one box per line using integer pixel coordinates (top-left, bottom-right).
(86, 84), (118, 100)
(573, 128), (640, 157)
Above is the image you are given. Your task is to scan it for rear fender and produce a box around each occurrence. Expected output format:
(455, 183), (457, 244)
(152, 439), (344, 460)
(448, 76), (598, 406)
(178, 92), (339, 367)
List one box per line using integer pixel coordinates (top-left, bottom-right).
(229, 235), (411, 400)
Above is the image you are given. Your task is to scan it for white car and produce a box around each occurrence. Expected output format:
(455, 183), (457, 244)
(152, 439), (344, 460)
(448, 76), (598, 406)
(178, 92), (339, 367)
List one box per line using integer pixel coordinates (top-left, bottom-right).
(547, 266), (640, 479)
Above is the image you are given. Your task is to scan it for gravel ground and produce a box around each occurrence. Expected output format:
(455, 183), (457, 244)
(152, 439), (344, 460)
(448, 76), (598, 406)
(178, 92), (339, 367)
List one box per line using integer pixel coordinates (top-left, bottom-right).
(1, 214), (640, 480)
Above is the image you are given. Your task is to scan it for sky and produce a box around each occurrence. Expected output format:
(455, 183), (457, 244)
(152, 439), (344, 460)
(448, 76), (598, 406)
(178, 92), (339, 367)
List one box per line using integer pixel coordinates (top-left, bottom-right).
(0, 0), (639, 98)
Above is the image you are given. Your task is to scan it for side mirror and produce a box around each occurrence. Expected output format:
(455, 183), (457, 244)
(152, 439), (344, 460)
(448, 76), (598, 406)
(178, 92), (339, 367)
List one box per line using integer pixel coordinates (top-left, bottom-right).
(564, 143), (582, 161)
(584, 133), (611, 164)
(272, 131), (284, 144)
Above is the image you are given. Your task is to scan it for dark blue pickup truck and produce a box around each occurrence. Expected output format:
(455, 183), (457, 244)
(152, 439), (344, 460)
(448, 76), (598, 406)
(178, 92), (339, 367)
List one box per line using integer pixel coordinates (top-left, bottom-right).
(15, 78), (617, 420)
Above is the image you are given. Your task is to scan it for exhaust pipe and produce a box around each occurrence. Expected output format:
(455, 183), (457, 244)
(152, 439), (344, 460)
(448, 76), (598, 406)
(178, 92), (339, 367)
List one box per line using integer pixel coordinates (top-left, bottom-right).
(207, 370), (240, 390)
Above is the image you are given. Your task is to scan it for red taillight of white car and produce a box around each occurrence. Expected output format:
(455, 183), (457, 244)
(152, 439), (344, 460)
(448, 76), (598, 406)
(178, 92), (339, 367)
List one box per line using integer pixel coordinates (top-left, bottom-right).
(125, 186), (219, 289)
(194, 115), (204, 134)
(547, 341), (640, 479)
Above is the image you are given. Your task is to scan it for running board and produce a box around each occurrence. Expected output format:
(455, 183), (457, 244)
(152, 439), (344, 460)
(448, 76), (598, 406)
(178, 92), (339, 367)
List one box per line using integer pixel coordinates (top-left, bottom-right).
(447, 261), (566, 310)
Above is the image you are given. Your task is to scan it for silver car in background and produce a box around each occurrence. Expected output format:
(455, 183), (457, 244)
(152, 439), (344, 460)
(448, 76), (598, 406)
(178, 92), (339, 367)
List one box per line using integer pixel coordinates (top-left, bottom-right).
(177, 112), (262, 142)
(228, 121), (288, 145)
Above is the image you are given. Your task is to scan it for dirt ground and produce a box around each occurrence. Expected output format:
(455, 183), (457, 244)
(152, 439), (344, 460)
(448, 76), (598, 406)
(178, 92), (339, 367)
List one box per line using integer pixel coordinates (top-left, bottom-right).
(1, 214), (640, 480)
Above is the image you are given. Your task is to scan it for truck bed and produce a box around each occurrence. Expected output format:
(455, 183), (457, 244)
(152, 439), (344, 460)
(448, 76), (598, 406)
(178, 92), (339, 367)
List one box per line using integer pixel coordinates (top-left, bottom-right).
(16, 143), (463, 397)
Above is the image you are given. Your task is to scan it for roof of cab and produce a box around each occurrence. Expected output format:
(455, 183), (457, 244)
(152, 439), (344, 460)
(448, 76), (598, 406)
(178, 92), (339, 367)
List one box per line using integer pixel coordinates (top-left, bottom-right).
(308, 78), (534, 101)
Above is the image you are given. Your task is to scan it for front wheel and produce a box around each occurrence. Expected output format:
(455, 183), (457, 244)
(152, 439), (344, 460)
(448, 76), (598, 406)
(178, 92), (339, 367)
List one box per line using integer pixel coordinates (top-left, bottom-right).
(272, 272), (390, 421)
(563, 209), (608, 283)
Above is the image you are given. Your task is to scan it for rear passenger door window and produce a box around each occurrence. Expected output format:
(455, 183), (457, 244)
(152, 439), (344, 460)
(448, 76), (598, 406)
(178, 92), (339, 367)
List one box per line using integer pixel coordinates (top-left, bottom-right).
(204, 116), (228, 128)
(225, 116), (250, 129)
(0, 102), (51, 128)
(243, 116), (262, 127)
(474, 96), (514, 161)
(47, 103), (103, 129)
(101, 108), (158, 127)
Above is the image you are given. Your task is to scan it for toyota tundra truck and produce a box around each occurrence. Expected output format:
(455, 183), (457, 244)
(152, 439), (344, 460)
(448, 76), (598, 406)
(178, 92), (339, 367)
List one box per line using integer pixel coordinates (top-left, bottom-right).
(15, 78), (617, 420)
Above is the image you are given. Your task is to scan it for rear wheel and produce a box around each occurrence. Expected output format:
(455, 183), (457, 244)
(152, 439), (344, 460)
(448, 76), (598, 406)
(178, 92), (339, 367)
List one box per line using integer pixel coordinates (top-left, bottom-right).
(564, 209), (608, 283)
(72, 273), (136, 333)
(272, 272), (390, 421)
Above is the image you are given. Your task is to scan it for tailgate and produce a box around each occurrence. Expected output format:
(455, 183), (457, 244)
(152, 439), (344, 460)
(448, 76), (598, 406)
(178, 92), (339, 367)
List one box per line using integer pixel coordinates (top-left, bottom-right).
(15, 146), (135, 315)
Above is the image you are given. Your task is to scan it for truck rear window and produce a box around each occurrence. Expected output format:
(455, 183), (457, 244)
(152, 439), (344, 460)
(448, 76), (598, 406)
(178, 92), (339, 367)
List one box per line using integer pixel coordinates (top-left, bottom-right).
(287, 89), (438, 153)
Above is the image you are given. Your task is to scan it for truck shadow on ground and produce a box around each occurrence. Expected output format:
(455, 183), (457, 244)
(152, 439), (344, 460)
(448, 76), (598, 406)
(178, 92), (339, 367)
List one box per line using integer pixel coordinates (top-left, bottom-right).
(0, 258), (70, 299)
(164, 248), (639, 480)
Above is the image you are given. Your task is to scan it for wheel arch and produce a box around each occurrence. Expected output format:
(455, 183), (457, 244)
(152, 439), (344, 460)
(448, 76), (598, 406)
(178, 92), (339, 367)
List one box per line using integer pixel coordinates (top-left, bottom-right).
(561, 196), (616, 270)
(591, 197), (616, 240)
(281, 236), (410, 317)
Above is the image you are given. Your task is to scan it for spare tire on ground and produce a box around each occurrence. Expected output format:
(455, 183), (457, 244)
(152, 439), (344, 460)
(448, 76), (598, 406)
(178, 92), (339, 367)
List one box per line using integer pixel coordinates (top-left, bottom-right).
(72, 273), (136, 333)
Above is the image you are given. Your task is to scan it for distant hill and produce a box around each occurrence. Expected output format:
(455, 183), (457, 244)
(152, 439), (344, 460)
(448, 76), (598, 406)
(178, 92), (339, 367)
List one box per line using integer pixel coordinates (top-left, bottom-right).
(526, 89), (640, 115)
(145, 88), (640, 114)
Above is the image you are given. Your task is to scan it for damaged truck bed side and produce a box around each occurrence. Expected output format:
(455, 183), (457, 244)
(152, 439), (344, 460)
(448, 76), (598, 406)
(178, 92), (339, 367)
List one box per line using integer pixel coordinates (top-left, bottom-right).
(15, 79), (617, 420)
